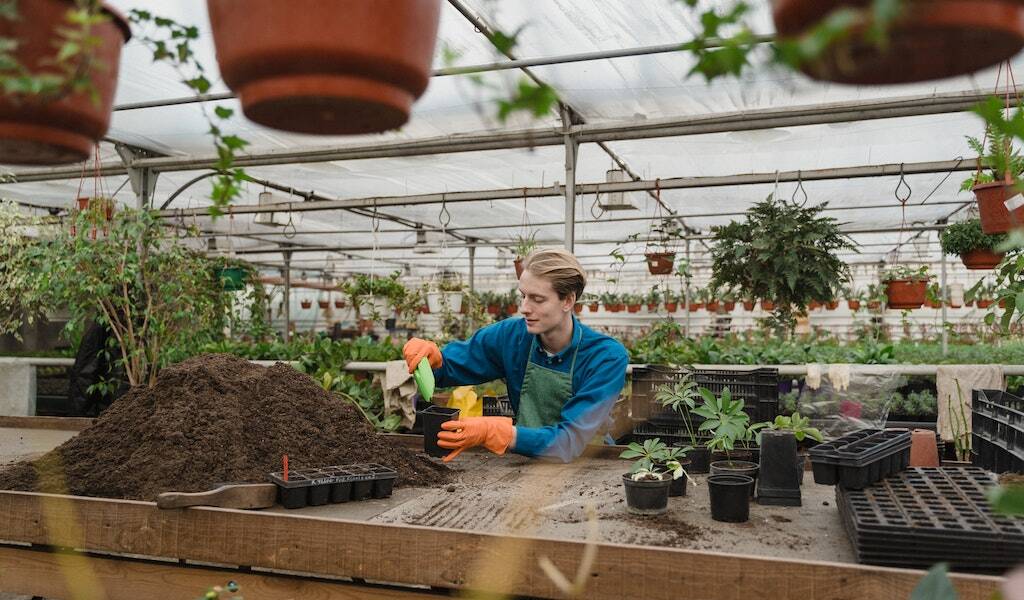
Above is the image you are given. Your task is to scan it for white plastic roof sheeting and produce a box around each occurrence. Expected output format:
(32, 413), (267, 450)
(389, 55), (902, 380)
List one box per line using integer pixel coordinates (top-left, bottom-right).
(1, 0), (1020, 286)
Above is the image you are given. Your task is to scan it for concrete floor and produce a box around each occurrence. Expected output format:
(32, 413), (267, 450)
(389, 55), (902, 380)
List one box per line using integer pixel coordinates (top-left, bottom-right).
(0, 427), (857, 565)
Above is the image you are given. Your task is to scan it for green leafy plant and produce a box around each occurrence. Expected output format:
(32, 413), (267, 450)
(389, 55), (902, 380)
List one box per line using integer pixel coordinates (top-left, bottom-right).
(883, 265), (932, 282)
(759, 412), (823, 444)
(960, 117), (1024, 191)
(940, 219), (1006, 257)
(710, 193), (855, 336)
(843, 286), (865, 303)
(654, 375), (701, 447)
(619, 437), (692, 482)
(692, 387), (764, 457)
(513, 231), (538, 260)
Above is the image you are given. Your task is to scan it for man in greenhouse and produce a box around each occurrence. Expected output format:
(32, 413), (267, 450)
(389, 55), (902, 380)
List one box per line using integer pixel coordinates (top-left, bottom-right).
(403, 249), (629, 463)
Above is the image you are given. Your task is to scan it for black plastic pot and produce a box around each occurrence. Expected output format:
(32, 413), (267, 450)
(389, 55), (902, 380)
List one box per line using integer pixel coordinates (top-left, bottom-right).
(668, 459), (692, 497)
(757, 430), (802, 506)
(269, 463), (398, 509)
(688, 447), (711, 474)
(710, 460), (759, 497)
(622, 473), (671, 515)
(420, 405), (460, 458)
(708, 474), (754, 523)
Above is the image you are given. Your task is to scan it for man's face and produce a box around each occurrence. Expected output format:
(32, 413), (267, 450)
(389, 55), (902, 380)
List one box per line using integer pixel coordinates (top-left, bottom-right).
(518, 270), (574, 335)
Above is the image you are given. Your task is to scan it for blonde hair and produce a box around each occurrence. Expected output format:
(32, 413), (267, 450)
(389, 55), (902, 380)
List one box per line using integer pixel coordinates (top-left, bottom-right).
(522, 248), (586, 301)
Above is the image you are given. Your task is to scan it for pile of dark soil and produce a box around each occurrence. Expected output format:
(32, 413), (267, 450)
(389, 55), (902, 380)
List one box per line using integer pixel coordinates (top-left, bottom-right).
(0, 354), (449, 500)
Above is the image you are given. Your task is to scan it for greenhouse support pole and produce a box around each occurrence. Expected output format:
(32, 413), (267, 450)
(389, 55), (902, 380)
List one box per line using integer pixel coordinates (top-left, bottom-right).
(941, 249), (948, 356)
(468, 246), (476, 292)
(562, 105), (578, 252)
(684, 239), (691, 338)
(283, 250), (292, 344)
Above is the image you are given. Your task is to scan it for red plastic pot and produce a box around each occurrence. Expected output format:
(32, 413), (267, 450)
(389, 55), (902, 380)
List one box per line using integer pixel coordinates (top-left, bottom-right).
(978, 299), (994, 308)
(207, 0), (441, 135)
(300, 299), (312, 309)
(646, 303), (658, 312)
(588, 303), (599, 312)
(772, 0), (1024, 85)
(847, 300), (861, 311)
(742, 301), (755, 311)
(961, 248), (1005, 269)
(761, 301), (775, 311)
(573, 304), (583, 314)
(334, 300), (345, 309)
(609, 303), (625, 313)
(514, 258), (524, 279)
(627, 304), (641, 313)
(505, 304), (518, 315)
(645, 252), (675, 275)
(884, 279), (927, 310)
(826, 301), (839, 310)
(0, 1), (130, 165)
(723, 301), (736, 312)
(318, 300), (329, 309)
(688, 302), (703, 312)
(973, 181), (1024, 234)
(487, 304), (500, 315)
(664, 302), (678, 312)
(706, 301), (720, 312)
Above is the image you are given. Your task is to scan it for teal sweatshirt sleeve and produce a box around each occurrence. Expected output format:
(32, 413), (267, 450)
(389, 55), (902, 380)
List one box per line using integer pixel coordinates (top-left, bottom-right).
(513, 338), (629, 462)
(433, 320), (509, 387)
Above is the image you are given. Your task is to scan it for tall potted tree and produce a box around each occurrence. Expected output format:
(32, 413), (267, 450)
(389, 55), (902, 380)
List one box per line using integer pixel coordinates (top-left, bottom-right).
(940, 218), (1007, 269)
(710, 194), (854, 336)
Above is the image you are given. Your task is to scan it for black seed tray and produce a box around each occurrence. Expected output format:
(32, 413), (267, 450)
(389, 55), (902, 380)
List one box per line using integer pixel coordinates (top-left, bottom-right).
(972, 389), (1024, 474)
(833, 430), (912, 489)
(482, 395), (515, 418)
(631, 365), (778, 426)
(268, 463), (398, 509)
(809, 428), (885, 485)
(836, 467), (1024, 574)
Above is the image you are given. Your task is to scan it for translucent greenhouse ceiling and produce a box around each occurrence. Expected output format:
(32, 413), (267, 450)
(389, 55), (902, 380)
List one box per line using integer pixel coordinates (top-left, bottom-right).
(1, 0), (1021, 285)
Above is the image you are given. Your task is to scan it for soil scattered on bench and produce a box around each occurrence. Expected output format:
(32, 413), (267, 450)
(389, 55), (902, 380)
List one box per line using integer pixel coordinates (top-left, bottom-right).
(0, 353), (448, 500)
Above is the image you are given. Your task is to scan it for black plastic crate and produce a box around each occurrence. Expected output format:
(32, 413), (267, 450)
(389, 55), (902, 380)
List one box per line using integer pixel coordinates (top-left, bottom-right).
(482, 395), (515, 418)
(836, 467), (1024, 574)
(631, 365), (778, 426)
(268, 463), (398, 509)
(972, 389), (1024, 474)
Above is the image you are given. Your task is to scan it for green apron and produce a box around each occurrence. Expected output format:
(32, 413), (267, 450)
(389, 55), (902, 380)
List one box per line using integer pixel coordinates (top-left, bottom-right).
(516, 327), (581, 428)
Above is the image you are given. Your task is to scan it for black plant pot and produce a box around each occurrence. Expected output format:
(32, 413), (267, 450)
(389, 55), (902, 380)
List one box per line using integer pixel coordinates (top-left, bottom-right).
(708, 474), (754, 523)
(710, 460), (759, 498)
(688, 447), (711, 474)
(419, 405), (460, 457)
(757, 430), (802, 506)
(668, 459), (692, 497)
(622, 473), (671, 515)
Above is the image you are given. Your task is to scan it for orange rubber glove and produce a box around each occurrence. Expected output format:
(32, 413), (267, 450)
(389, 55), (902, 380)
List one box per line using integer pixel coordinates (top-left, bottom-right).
(402, 337), (442, 374)
(437, 417), (515, 462)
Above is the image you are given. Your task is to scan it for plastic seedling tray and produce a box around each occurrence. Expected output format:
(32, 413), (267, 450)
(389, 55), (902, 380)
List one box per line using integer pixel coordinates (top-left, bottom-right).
(269, 463), (399, 509)
(809, 429), (879, 485)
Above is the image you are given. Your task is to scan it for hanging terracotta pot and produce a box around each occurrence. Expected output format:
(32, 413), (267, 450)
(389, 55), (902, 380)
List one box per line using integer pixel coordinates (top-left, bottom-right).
(573, 304), (583, 314)
(0, 1), (130, 165)
(588, 302), (599, 312)
(961, 248), (1006, 269)
(645, 252), (675, 275)
(978, 298), (994, 308)
(847, 300), (861, 311)
(772, 0), (1024, 85)
(335, 299), (345, 309)
(206, 0), (442, 135)
(973, 181), (1024, 234)
(665, 302), (678, 312)
(514, 259), (524, 279)
(884, 279), (927, 310)
(300, 299), (312, 309)
(689, 302), (703, 312)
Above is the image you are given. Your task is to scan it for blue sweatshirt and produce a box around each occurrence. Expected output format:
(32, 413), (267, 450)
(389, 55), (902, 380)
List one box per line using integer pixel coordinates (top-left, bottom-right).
(433, 316), (628, 462)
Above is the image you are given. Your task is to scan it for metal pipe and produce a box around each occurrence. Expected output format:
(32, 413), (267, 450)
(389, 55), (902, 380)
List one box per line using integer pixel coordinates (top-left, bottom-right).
(941, 249), (948, 356)
(282, 250), (292, 343)
(562, 106), (578, 252)
(468, 246), (476, 292)
(8, 91), (1013, 182)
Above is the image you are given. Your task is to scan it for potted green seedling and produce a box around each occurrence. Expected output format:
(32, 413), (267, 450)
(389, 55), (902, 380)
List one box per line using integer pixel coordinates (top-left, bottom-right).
(843, 287), (865, 311)
(645, 287), (662, 312)
(696, 387), (765, 496)
(940, 218), (1007, 270)
(866, 283), (886, 310)
(755, 413), (823, 506)
(961, 129), (1024, 234)
(654, 376), (710, 473)
(882, 266), (931, 310)
(619, 438), (693, 514)
(663, 289), (679, 313)
(513, 232), (538, 279)
(624, 293), (643, 313)
(925, 283), (943, 309)
(645, 218), (681, 275)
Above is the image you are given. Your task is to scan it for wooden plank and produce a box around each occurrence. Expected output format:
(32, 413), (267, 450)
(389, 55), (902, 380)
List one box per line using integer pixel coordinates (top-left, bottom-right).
(0, 415), (94, 431)
(0, 490), (1004, 600)
(0, 545), (442, 600)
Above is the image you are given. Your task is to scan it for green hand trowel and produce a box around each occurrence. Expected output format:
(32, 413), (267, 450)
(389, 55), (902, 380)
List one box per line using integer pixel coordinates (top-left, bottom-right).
(413, 357), (435, 403)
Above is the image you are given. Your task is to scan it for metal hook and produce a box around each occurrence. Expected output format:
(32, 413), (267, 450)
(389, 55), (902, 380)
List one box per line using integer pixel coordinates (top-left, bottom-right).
(438, 197), (452, 230)
(590, 192), (604, 219)
(283, 206), (297, 239)
(895, 163), (912, 204)
(791, 171), (808, 207)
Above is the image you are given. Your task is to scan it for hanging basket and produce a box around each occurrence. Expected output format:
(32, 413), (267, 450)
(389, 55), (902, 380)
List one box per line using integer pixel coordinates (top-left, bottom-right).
(426, 291), (463, 314)
(514, 258), (525, 279)
(300, 299), (313, 309)
(772, 0), (1024, 85)
(884, 279), (927, 310)
(206, 0), (441, 135)
(0, 1), (130, 165)
(644, 252), (675, 275)
(961, 248), (1006, 269)
(973, 181), (1024, 234)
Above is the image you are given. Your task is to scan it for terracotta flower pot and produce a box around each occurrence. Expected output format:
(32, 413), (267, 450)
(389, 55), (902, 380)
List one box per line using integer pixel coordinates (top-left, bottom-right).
(772, 0), (1024, 85)
(334, 300), (345, 309)
(847, 300), (861, 311)
(0, 1), (130, 165)
(573, 304), (583, 314)
(300, 299), (312, 309)
(206, 0), (442, 135)
(999, 298), (1008, 308)
(706, 301), (720, 312)
(645, 251), (675, 275)
(513, 258), (525, 279)
(826, 301), (839, 310)
(742, 301), (755, 311)
(505, 304), (518, 315)
(688, 302), (703, 312)
(723, 301), (736, 312)
(487, 304), (500, 315)
(627, 304), (641, 313)
(419, 305), (429, 314)
(318, 300), (329, 309)
(808, 301), (821, 311)
(646, 303), (658, 312)
(884, 279), (927, 310)
(973, 181), (1024, 234)
(961, 248), (1006, 269)
(977, 299), (994, 308)
(609, 304), (625, 313)
(664, 302), (678, 312)
(761, 301), (775, 311)
(927, 299), (943, 309)
(909, 429), (940, 467)
(588, 303), (599, 312)
(868, 300), (881, 310)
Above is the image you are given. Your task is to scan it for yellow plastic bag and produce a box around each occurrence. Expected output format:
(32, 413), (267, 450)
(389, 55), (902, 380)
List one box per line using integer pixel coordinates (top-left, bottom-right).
(447, 385), (482, 418)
